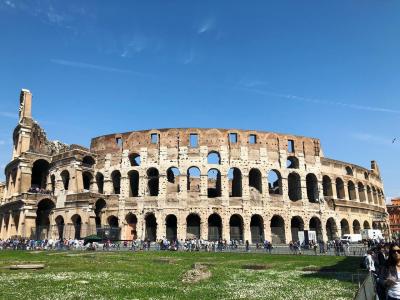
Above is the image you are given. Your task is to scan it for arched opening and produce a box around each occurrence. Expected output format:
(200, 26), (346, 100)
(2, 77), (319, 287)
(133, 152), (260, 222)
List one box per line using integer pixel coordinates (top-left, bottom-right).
(111, 170), (121, 194)
(31, 159), (50, 190)
(353, 220), (361, 234)
(126, 213), (138, 240)
(306, 173), (319, 203)
(309, 217), (323, 242)
(322, 175), (333, 197)
(35, 199), (55, 239)
(270, 215), (285, 244)
(96, 172), (104, 194)
(128, 153), (141, 166)
(71, 214), (82, 240)
(358, 182), (366, 202)
(208, 213), (222, 241)
(367, 186), (373, 203)
(268, 170), (282, 195)
(207, 169), (221, 198)
(373, 222), (379, 230)
(94, 199), (106, 228)
(290, 216), (304, 242)
(228, 168), (242, 197)
(186, 213), (201, 239)
(60, 170), (70, 191)
(147, 168), (159, 196)
(372, 187), (378, 204)
(166, 214), (177, 241)
(340, 219), (350, 235)
(348, 181), (356, 200)
(82, 156), (95, 167)
(187, 167), (201, 194)
(229, 214), (243, 241)
(128, 170), (139, 197)
(108, 215), (119, 228)
(50, 175), (56, 194)
(166, 167), (180, 194)
(286, 156), (299, 169)
(345, 166), (353, 176)
(207, 151), (221, 164)
(82, 171), (93, 191)
(326, 218), (338, 241)
(288, 172), (301, 201)
(250, 215), (264, 243)
(249, 168), (262, 194)
(55, 215), (64, 239)
(145, 213), (157, 241)
(363, 221), (371, 229)
(336, 178), (345, 199)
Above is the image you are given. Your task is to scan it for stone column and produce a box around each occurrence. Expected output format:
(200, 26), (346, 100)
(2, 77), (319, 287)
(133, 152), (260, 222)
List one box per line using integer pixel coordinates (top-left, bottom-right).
(200, 218), (208, 240)
(243, 216), (252, 243)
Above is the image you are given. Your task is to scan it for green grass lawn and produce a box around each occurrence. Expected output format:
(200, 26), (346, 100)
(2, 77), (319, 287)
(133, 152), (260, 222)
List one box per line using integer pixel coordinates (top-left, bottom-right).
(0, 250), (362, 300)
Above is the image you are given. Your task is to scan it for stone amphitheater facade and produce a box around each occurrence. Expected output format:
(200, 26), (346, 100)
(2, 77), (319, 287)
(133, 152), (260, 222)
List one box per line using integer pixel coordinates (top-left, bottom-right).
(0, 90), (390, 243)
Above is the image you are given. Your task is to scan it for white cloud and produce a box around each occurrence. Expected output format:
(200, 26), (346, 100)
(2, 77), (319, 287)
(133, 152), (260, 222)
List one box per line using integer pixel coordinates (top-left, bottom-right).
(51, 58), (133, 74)
(197, 17), (215, 34)
(351, 133), (399, 147)
(239, 86), (400, 115)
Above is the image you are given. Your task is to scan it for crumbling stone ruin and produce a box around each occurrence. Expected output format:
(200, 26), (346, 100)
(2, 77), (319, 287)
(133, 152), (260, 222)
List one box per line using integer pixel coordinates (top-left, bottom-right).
(0, 89), (390, 242)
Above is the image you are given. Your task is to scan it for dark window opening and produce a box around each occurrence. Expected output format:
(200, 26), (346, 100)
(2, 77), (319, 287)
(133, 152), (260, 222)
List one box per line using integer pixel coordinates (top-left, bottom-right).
(288, 172), (301, 201)
(288, 140), (294, 152)
(111, 170), (121, 194)
(207, 169), (221, 198)
(128, 170), (139, 197)
(228, 168), (242, 197)
(147, 168), (159, 196)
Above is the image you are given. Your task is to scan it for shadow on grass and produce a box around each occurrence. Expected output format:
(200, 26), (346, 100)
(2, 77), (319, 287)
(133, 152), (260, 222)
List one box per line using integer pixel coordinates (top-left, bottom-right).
(300, 256), (367, 284)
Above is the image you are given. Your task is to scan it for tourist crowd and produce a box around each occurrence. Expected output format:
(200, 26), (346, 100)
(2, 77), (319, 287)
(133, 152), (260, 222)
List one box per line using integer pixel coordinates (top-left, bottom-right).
(363, 242), (400, 300)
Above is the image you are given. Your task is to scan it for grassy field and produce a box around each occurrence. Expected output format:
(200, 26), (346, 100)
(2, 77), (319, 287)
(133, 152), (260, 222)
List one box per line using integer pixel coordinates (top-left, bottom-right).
(0, 250), (362, 300)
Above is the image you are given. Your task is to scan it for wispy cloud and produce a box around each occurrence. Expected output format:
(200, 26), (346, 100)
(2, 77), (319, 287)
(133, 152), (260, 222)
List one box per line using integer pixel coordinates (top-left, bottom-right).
(120, 35), (148, 58)
(0, 0), (88, 31)
(50, 58), (148, 76)
(351, 133), (399, 147)
(0, 111), (17, 119)
(197, 17), (215, 34)
(182, 48), (195, 65)
(239, 86), (400, 115)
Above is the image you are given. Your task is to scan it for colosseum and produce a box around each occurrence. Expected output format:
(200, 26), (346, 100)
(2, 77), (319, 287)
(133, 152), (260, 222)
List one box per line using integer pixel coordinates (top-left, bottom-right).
(0, 89), (390, 243)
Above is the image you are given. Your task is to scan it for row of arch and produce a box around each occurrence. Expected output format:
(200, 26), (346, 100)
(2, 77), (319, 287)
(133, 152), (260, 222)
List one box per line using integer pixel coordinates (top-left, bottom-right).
(322, 176), (384, 205)
(27, 159), (384, 206)
(33, 198), (379, 243)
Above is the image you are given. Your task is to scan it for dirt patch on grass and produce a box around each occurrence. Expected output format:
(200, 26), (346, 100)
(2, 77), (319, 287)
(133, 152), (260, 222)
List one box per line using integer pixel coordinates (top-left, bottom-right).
(182, 263), (211, 284)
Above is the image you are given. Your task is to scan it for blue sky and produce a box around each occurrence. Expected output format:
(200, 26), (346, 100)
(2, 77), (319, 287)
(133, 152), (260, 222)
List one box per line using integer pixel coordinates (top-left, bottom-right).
(0, 1), (399, 200)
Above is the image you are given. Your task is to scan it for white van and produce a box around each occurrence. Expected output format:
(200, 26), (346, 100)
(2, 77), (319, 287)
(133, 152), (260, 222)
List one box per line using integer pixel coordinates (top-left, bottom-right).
(340, 234), (362, 243)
